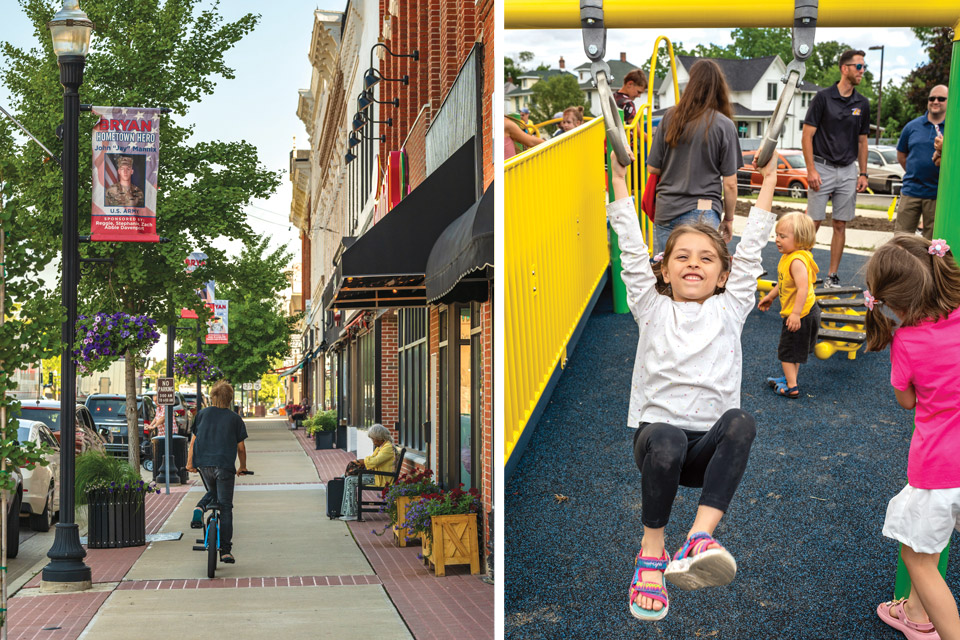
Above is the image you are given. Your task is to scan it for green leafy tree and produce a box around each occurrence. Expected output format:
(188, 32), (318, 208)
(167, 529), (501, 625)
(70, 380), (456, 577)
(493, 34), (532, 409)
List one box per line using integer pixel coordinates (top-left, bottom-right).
(903, 27), (954, 114)
(0, 118), (58, 571)
(529, 73), (590, 128)
(204, 237), (297, 385)
(2, 0), (280, 467)
(729, 28), (793, 63)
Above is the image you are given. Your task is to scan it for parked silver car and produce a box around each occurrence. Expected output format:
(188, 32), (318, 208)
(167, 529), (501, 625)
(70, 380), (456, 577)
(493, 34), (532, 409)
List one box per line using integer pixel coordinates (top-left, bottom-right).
(866, 145), (905, 194)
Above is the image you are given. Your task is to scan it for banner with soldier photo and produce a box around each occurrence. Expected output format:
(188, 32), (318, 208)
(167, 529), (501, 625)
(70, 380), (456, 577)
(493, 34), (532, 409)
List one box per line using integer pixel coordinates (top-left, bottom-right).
(91, 106), (161, 242)
(205, 300), (229, 345)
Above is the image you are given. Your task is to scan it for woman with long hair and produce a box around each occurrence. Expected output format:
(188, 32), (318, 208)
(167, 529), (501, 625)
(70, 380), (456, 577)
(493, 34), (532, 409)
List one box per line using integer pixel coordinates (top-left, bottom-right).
(647, 59), (743, 252)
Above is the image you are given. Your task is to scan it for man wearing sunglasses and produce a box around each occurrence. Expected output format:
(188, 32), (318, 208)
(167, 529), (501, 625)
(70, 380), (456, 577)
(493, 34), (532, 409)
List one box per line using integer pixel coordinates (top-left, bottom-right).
(801, 49), (871, 288)
(894, 85), (948, 240)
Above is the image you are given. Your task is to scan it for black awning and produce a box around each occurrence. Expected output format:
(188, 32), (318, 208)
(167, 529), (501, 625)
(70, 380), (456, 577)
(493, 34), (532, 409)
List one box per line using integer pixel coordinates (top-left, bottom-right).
(328, 137), (478, 310)
(425, 183), (493, 304)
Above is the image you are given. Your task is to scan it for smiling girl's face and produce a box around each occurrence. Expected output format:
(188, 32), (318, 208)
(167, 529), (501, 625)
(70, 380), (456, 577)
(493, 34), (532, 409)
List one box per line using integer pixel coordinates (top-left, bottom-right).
(661, 230), (730, 303)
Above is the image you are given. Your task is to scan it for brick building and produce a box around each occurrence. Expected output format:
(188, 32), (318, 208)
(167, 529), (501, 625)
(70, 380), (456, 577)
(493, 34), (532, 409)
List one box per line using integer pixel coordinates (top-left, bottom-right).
(288, 0), (494, 569)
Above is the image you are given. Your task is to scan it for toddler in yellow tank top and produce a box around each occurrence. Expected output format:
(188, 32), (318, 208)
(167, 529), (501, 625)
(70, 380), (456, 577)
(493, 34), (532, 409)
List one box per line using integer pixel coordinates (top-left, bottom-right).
(758, 212), (820, 398)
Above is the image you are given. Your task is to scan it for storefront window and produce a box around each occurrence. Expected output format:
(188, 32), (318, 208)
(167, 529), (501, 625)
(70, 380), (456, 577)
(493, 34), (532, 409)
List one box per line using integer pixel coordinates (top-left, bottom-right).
(399, 308), (427, 451)
(459, 307), (472, 489)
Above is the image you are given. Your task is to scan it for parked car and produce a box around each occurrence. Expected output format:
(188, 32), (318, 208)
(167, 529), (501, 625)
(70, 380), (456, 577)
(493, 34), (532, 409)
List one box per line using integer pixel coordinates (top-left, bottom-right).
(178, 391), (207, 428)
(866, 145), (904, 194)
(1, 467), (23, 557)
(142, 391), (190, 434)
(18, 399), (109, 455)
(85, 394), (156, 457)
(16, 419), (60, 532)
(739, 149), (810, 199)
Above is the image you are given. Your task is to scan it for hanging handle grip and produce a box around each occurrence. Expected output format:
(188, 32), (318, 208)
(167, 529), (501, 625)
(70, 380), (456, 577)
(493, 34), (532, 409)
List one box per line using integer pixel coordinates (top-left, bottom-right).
(581, 0), (631, 167)
(755, 69), (801, 169)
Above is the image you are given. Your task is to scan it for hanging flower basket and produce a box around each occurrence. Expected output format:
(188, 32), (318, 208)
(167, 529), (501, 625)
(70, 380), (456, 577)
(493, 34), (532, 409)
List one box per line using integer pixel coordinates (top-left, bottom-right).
(173, 352), (222, 381)
(74, 313), (160, 374)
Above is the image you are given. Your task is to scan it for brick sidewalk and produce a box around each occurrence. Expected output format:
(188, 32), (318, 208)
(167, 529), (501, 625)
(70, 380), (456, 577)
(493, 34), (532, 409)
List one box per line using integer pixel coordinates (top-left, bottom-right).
(296, 434), (494, 640)
(10, 488), (187, 639)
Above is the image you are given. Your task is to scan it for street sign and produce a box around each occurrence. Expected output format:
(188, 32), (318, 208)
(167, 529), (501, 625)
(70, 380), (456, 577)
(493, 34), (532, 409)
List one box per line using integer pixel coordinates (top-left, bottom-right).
(157, 377), (176, 406)
(253, 381), (261, 391)
(243, 382), (253, 390)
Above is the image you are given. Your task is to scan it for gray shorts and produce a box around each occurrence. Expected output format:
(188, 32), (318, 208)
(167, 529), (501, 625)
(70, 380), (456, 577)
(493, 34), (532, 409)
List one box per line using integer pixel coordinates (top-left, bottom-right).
(807, 160), (857, 222)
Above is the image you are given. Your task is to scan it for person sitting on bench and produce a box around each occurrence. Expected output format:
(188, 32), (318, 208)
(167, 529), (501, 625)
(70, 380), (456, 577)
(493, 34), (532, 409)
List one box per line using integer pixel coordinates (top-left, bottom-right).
(339, 424), (396, 521)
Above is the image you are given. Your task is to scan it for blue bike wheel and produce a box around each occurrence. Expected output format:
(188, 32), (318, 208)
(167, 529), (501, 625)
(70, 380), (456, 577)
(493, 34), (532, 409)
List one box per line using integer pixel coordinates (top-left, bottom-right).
(206, 518), (217, 579)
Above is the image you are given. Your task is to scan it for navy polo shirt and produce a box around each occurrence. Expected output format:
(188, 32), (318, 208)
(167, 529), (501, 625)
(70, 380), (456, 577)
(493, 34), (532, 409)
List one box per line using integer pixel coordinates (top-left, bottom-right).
(804, 83), (871, 166)
(897, 113), (943, 199)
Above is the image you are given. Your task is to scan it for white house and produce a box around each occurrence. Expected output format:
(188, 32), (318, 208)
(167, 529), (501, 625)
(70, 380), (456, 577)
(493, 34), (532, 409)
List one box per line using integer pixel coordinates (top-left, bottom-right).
(505, 57), (576, 115)
(654, 55), (822, 149)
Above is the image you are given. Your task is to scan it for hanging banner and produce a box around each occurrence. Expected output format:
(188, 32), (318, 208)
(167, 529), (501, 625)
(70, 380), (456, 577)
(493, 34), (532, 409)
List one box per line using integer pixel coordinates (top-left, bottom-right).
(205, 300), (228, 344)
(181, 252), (215, 319)
(91, 106), (161, 242)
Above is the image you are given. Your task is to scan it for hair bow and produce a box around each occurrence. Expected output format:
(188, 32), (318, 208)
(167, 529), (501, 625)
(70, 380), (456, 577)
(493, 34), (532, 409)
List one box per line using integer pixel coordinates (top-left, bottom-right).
(863, 290), (881, 311)
(929, 238), (950, 257)
(652, 252), (664, 263)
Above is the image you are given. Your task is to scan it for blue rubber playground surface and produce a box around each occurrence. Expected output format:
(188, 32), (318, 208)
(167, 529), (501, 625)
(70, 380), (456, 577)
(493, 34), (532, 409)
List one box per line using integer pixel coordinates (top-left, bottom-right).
(505, 242), (960, 639)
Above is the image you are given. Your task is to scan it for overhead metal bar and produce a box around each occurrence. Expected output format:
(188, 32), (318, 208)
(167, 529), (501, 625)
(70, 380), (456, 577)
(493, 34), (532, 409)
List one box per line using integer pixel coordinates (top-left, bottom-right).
(505, 0), (960, 29)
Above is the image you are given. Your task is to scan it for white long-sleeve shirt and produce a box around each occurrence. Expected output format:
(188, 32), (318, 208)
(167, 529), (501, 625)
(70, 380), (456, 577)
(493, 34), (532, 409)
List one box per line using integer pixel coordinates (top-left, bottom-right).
(607, 197), (777, 431)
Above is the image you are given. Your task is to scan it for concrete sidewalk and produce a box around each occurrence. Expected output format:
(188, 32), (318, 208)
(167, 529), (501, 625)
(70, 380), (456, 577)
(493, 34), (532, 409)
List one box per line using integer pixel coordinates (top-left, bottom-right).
(5, 417), (493, 639)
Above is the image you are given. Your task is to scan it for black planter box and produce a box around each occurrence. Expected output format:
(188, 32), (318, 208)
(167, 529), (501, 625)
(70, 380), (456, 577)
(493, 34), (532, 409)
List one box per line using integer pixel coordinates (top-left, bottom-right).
(314, 431), (335, 450)
(86, 488), (147, 548)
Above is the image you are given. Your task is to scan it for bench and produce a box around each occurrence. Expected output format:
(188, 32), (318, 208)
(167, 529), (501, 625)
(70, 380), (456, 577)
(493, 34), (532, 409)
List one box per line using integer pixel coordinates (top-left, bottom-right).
(356, 447), (407, 522)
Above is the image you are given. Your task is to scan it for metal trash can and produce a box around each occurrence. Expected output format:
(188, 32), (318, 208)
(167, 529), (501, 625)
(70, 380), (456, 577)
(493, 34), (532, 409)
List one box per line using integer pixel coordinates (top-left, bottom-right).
(152, 435), (189, 484)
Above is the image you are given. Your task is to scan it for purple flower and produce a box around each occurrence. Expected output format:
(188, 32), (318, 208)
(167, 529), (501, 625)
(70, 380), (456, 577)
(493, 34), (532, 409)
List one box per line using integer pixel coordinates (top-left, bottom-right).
(120, 331), (130, 338)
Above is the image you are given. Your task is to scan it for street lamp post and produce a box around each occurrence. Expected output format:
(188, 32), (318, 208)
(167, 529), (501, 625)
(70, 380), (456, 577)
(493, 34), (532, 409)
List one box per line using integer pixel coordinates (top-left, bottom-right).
(870, 45), (885, 146)
(43, 0), (94, 589)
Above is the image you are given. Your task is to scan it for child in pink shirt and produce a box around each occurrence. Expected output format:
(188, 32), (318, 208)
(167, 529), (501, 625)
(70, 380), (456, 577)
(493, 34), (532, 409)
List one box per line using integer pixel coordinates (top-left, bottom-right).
(864, 235), (960, 640)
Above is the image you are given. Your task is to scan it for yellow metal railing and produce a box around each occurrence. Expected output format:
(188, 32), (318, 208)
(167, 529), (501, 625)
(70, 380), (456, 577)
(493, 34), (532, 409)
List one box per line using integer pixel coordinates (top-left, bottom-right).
(505, 118), (609, 464)
(525, 116), (596, 139)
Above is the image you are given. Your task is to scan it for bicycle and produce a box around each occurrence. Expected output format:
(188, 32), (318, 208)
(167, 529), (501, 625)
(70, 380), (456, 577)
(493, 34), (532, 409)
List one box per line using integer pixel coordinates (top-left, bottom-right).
(192, 469), (254, 578)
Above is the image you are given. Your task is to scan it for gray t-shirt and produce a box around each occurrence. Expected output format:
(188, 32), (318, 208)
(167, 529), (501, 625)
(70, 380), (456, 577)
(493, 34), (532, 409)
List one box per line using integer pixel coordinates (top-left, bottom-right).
(646, 109), (742, 224)
(192, 407), (247, 470)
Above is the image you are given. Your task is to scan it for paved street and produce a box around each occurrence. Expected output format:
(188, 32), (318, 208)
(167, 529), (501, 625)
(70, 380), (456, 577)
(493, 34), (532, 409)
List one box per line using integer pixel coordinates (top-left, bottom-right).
(6, 418), (493, 639)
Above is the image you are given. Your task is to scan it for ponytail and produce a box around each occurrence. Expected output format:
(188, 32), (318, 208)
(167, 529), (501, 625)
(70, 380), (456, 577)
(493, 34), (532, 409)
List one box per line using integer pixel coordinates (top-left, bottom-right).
(865, 307), (896, 352)
(928, 249), (960, 318)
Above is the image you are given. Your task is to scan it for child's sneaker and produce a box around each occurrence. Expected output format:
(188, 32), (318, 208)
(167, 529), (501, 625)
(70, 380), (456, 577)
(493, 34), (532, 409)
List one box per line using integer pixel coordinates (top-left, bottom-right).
(190, 508), (203, 529)
(823, 273), (841, 288)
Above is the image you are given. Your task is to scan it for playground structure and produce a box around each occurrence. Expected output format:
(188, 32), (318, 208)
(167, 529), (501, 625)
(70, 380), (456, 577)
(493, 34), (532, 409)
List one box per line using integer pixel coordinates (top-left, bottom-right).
(505, 0), (960, 599)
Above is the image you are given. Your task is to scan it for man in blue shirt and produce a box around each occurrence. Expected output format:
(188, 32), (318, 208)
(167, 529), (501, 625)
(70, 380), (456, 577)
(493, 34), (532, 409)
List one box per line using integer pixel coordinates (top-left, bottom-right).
(896, 85), (948, 239)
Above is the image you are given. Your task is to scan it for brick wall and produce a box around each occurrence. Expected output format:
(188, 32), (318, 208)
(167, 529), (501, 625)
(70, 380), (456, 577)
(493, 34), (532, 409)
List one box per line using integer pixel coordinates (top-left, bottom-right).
(379, 312), (399, 444)
(478, 0), (494, 189)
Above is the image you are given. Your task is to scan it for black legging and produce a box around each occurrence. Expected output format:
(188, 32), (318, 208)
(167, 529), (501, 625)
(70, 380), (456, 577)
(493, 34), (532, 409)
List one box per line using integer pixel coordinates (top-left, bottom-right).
(632, 409), (757, 529)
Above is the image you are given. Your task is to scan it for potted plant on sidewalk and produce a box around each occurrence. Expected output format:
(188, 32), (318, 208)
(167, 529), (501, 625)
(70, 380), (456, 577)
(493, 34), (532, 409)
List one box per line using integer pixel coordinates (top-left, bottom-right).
(380, 468), (439, 547)
(405, 485), (482, 576)
(305, 410), (337, 450)
(76, 450), (159, 548)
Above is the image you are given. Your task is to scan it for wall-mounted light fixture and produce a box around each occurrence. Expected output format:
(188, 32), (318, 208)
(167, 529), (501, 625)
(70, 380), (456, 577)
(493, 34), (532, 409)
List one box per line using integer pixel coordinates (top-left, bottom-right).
(364, 68), (409, 90)
(349, 131), (386, 148)
(345, 150), (357, 164)
(358, 89), (399, 112)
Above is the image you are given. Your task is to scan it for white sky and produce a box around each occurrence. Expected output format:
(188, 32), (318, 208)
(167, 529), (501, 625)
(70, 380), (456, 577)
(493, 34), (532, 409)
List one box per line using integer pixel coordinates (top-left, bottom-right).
(1, 2), (343, 360)
(505, 27), (926, 86)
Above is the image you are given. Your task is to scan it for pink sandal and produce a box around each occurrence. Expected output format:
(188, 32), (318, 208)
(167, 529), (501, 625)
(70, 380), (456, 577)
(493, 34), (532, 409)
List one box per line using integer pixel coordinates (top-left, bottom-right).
(877, 599), (941, 640)
(629, 550), (670, 621)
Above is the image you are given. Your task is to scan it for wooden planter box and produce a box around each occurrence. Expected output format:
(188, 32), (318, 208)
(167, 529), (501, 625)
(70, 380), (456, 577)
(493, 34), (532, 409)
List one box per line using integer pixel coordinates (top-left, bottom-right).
(86, 488), (146, 549)
(392, 495), (421, 547)
(314, 430), (335, 450)
(421, 513), (480, 577)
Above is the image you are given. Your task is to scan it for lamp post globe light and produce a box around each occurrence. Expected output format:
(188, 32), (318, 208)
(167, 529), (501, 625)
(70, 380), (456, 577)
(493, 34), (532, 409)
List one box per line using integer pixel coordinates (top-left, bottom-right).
(44, 0), (94, 589)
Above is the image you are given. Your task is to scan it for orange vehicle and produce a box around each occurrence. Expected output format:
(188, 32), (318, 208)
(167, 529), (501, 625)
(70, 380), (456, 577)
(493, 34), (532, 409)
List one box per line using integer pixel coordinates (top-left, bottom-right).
(737, 149), (810, 199)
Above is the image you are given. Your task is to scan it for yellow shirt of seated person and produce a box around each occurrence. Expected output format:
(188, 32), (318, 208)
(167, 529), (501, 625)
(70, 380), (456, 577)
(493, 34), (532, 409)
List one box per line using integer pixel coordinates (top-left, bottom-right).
(357, 425), (397, 487)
